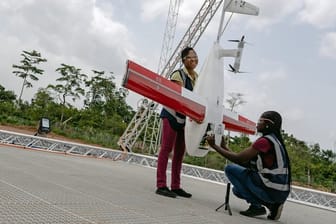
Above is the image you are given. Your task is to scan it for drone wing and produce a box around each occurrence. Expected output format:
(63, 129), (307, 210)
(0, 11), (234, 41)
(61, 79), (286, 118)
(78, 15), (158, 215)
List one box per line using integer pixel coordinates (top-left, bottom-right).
(122, 60), (256, 134)
(122, 60), (206, 123)
(225, 0), (259, 16)
(223, 108), (256, 134)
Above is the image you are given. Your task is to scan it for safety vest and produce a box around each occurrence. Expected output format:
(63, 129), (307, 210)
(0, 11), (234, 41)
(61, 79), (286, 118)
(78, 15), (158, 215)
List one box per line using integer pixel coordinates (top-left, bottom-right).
(160, 69), (193, 130)
(250, 134), (290, 192)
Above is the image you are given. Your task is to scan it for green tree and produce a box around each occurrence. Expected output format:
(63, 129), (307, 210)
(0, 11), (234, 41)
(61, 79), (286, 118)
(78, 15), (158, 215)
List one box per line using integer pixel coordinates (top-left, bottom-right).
(321, 149), (336, 164)
(84, 70), (115, 107)
(51, 64), (87, 106)
(29, 88), (58, 121)
(84, 70), (133, 123)
(0, 85), (17, 122)
(31, 88), (54, 109)
(48, 64), (87, 121)
(0, 84), (16, 102)
(12, 50), (47, 103)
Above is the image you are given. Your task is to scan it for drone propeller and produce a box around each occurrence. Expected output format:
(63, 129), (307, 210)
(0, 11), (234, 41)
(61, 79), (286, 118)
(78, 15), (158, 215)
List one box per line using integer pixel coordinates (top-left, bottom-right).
(227, 64), (249, 74)
(228, 35), (245, 43)
(228, 64), (236, 73)
(228, 35), (252, 45)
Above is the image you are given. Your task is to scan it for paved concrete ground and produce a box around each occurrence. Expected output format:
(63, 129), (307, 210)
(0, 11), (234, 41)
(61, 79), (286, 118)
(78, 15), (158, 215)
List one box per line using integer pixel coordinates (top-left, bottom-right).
(0, 144), (335, 224)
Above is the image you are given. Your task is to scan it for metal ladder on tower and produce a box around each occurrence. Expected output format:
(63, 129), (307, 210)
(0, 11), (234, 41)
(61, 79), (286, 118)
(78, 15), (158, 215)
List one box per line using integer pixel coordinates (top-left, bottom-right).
(118, 0), (224, 154)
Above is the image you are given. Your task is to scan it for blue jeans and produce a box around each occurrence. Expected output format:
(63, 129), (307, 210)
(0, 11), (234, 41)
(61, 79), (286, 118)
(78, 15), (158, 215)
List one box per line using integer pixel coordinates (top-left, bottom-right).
(225, 164), (274, 207)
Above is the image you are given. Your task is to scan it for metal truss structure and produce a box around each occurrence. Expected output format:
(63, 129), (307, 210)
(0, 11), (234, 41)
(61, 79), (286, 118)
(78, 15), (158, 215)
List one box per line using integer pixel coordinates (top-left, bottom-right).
(1, 130), (335, 212)
(118, 0), (224, 153)
(157, 0), (182, 75)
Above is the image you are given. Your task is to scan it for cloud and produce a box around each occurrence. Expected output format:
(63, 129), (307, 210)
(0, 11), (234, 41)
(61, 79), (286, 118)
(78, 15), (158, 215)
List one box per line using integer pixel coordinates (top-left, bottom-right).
(298, 0), (336, 29)
(90, 6), (133, 58)
(257, 69), (288, 83)
(235, 0), (336, 31)
(284, 108), (305, 122)
(16, 0), (135, 69)
(140, 0), (168, 21)
(319, 32), (336, 59)
(177, 1), (203, 28)
(0, 0), (140, 102)
(234, 0), (303, 30)
(138, 1), (205, 30)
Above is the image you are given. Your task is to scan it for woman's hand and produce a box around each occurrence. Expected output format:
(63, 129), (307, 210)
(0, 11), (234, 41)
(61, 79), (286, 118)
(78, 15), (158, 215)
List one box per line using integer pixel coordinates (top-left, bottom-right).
(205, 135), (216, 147)
(220, 136), (226, 148)
(188, 118), (203, 124)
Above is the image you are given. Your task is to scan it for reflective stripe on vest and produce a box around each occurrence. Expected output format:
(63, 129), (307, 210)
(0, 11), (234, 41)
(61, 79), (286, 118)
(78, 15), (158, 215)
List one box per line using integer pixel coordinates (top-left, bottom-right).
(255, 134), (290, 191)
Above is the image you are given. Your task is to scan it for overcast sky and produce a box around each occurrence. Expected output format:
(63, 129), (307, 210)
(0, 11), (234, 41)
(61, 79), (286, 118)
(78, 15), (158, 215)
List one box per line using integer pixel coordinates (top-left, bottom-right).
(1, 0), (336, 151)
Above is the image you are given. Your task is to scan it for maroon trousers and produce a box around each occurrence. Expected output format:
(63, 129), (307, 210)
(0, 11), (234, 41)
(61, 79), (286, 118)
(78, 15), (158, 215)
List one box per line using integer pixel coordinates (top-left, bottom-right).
(156, 118), (185, 189)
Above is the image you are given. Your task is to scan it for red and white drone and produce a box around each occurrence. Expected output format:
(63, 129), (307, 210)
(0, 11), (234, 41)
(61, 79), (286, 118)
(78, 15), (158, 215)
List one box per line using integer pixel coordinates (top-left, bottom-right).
(122, 0), (259, 157)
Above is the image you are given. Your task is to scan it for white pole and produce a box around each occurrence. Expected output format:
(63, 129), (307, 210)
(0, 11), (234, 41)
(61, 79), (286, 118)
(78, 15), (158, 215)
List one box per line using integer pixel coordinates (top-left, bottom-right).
(216, 2), (227, 43)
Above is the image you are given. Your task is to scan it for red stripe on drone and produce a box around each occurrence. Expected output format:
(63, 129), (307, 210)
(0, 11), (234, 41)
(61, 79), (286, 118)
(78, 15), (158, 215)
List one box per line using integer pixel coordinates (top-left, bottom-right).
(123, 60), (205, 122)
(223, 115), (256, 135)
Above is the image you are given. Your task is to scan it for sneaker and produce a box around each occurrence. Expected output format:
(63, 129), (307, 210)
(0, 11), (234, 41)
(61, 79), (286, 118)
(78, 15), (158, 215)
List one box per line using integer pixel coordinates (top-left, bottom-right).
(156, 187), (177, 198)
(267, 203), (284, 220)
(171, 188), (192, 198)
(239, 205), (266, 217)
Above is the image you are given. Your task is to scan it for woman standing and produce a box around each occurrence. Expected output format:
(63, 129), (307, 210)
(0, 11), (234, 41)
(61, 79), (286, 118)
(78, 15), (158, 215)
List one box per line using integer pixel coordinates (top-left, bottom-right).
(155, 47), (198, 198)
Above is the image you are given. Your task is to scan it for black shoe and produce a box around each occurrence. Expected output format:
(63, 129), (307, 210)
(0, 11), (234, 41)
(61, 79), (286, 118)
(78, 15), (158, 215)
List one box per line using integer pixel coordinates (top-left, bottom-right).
(239, 205), (266, 217)
(267, 203), (284, 220)
(156, 187), (177, 198)
(171, 188), (192, 198)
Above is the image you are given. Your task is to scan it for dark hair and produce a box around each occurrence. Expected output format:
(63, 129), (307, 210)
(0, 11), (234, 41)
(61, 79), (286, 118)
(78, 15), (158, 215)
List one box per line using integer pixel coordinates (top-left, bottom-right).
(181, 47), (194, 61)
(261, 111), (291, 185)
(261, 111), (282, 136)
